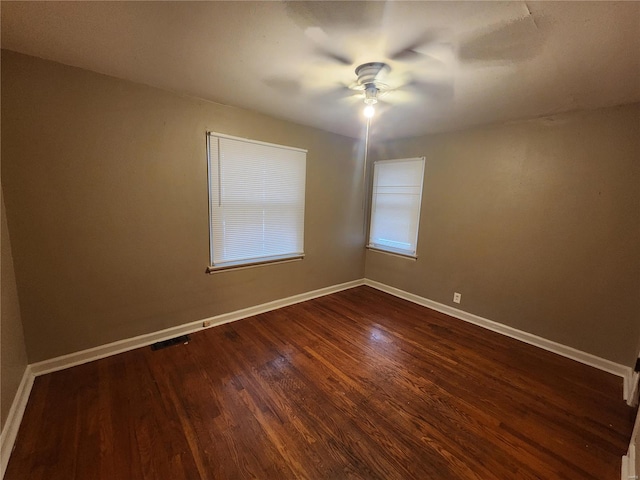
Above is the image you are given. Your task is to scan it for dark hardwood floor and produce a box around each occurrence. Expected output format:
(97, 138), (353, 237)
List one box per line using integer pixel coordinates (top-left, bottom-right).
(6, 286), (635, 479)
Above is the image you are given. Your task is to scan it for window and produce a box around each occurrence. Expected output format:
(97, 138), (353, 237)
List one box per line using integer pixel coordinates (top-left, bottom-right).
(368, 157), (425, 258)
(206, 132), (307, 271)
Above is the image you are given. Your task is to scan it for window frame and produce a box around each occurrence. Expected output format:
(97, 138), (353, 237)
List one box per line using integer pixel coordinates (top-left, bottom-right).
(367, 156), (425, 259)
(206, 132), (307, 273)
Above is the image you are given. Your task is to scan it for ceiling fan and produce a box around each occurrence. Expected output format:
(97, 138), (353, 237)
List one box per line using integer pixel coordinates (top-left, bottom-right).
(308, 33), (457, 119)
(350, 62), (391, 118)
(302, 7), (541, 115)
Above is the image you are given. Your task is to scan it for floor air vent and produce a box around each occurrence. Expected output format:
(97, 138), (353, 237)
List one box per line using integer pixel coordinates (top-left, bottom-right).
(151, 334), (190, 351)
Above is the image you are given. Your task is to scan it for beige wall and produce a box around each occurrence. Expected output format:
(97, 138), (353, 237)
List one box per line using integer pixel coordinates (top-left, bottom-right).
(1, 51), (366, 362)
(3, 50), (639, 370)
(1, 190), (28, 429)
(366, 103), (640, 366)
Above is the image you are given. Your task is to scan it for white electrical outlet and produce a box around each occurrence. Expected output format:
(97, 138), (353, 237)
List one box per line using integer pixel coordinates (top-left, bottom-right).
(453, 292), (461, 304)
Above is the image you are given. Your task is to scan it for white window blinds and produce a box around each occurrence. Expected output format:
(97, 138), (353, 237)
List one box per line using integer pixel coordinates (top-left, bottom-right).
(207, 133), (306, 269)
(368, 157), (425, 257)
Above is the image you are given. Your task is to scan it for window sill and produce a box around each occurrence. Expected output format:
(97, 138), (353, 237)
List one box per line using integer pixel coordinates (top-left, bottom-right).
(206, 254), (304, 274)
(366, 245), (417, 260)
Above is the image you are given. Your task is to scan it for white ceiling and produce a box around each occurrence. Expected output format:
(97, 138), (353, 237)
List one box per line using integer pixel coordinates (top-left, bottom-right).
(2, 1), (639, 140)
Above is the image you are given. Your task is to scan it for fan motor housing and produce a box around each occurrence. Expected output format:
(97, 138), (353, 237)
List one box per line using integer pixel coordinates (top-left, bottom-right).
(355, 62), (390, 87)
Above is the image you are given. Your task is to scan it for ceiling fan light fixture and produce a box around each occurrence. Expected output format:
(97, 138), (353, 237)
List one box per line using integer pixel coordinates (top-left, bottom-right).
(364, 84), (379, 105)
(354, 62), (389, 120)
(363, 104), (375, 118)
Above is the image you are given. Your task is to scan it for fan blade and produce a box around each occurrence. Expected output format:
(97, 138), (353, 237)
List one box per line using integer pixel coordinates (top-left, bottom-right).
(312, 82), (359, 103)
(459, 15), (543, 64)
(314, 46), (352, 66)
(385, 75), (454, 105)
(389, 32), (437, 60)
(303, 26), (353, 66)
(376, 90), (412, 106)
(375, 78), (453, 108)
(388, 31), (451, 65)
(408, 78), (454, 101)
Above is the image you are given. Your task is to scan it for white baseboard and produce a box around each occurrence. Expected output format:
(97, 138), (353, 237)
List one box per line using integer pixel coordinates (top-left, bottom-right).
(622, 447), (638, 480)
(30, 279), (365, 376)
(364, 279), (633, 402)
(623, 394), (640, 480)
(622, 454), (631, 480)
(627, 371), (640, 408)
(0, 366), (34, 479)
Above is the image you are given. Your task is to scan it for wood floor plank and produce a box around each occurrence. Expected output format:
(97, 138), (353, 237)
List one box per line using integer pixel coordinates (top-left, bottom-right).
(5, 286), (635, 479)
